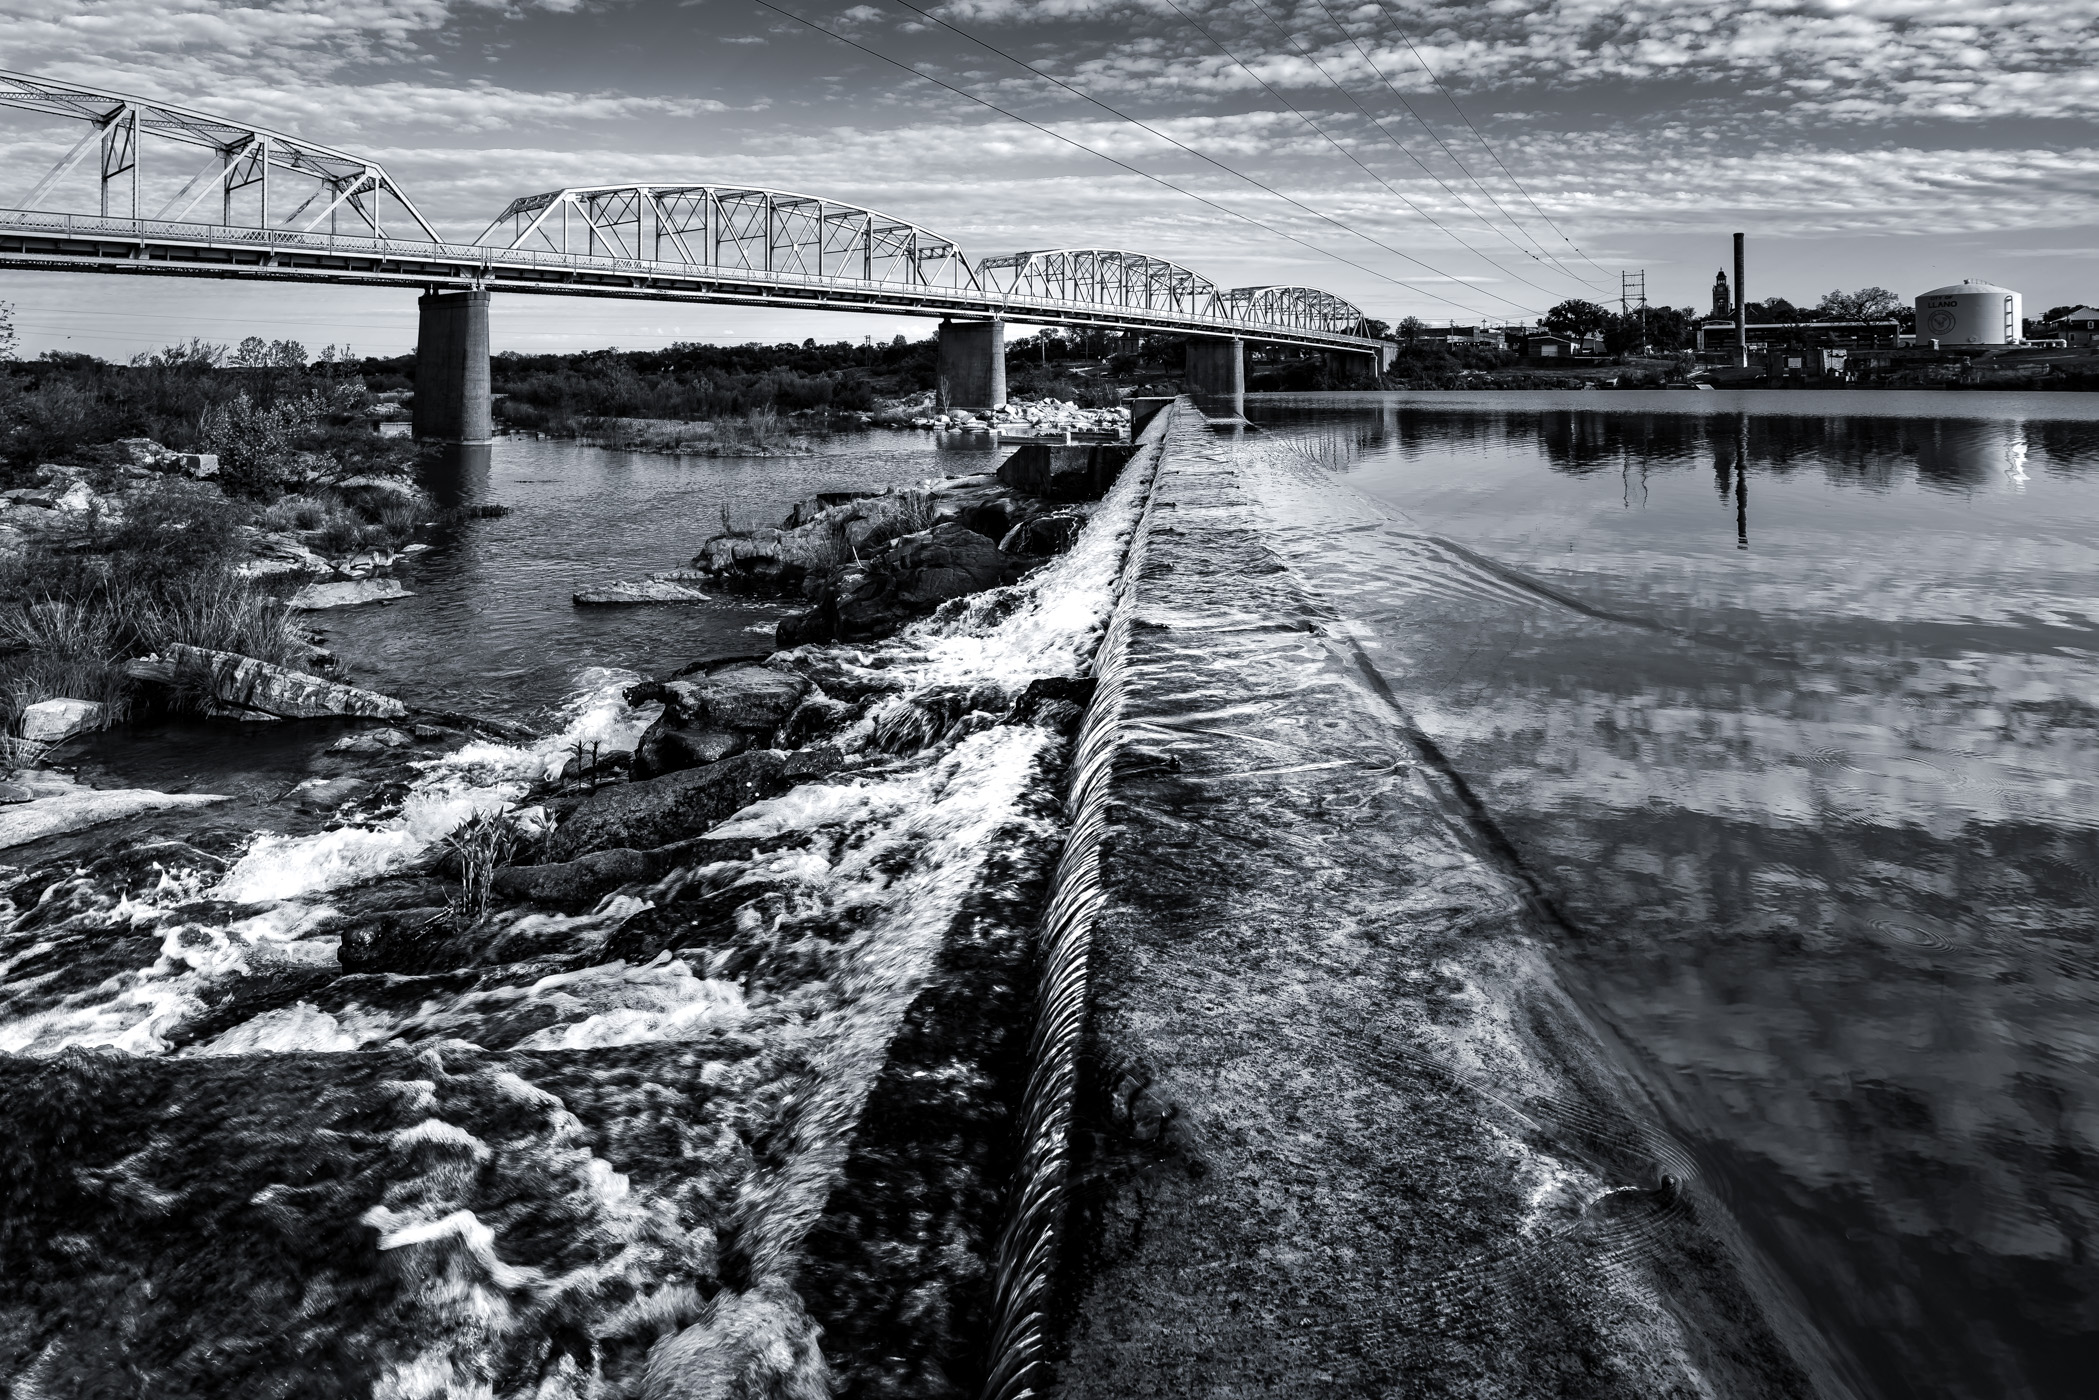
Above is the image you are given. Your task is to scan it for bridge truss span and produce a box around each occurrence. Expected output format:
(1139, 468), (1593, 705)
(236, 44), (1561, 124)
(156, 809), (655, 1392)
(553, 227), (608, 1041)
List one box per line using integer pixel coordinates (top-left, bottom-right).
(1219, 285), (1368, 336)
(0, 69), (439, 242)
(477, 184), (978, 293)
(978, 248), (1221, 322)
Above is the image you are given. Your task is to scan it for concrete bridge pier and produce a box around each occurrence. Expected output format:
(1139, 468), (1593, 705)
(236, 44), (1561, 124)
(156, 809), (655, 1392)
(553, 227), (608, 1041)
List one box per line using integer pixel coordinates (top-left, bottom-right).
(1183, 335), (1244, 417)
(412, 288), (493, 445)
(1325, 347), (1385, 387)
(937, 318), (1006, 411)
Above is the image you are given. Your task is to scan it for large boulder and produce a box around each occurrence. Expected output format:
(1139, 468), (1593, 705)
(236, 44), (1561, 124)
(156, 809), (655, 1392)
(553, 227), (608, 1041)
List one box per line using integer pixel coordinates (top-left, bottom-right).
(17, 698), (106, 744)
(777, 522), (1034, 648)
(627, 667), (812, 781)
(543, 750), (790, 861)
(125, 644), (408, 721)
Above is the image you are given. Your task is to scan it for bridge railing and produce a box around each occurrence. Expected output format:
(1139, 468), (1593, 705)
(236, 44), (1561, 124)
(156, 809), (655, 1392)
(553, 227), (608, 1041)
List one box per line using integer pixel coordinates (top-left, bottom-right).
(0, 207), (1376, 345)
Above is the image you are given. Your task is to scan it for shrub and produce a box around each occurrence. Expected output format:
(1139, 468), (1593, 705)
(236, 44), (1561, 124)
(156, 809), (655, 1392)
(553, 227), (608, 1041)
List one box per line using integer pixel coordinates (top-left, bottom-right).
(203, 391), (324, 497)
(260, 494), (330, 532)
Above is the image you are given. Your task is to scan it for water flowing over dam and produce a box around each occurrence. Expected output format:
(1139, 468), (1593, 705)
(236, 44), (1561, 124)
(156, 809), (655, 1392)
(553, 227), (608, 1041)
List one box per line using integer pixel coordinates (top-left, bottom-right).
(7, 392), (2098, 1397)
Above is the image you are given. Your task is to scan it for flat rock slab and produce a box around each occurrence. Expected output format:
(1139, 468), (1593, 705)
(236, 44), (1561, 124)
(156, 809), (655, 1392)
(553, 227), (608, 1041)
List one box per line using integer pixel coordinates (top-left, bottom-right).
(290, 578), (412, 610)
(1053, 406), (1816, 1398)
(0, 787), (230, 850)
(544, 750), (791, 861)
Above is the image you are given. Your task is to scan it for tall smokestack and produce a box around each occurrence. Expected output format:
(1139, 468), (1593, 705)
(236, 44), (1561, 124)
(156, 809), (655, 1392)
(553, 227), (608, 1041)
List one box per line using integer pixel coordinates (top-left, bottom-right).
(1734, 232), (1748, 369)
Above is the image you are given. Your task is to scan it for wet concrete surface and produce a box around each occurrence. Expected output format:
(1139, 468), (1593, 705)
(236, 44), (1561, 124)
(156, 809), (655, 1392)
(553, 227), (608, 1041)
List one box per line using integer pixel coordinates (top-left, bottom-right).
(1053, 406), (1830, 1397)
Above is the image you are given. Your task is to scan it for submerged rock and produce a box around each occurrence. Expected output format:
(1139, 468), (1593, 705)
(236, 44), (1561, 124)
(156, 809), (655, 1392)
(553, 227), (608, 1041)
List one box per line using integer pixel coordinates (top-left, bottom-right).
(290, 776), (371, 812)
(544, 749), (791, 861)
(330, 727), (415, 754)
(573, 572), (716, 605)
(0, 783), (231, 851)
(289, 578), (412, 610)
(126, 644), (409, 721)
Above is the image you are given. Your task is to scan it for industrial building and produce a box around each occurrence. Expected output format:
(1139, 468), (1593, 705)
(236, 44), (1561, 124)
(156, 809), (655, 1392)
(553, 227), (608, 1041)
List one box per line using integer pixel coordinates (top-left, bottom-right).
(1694, 319), (1901, 355)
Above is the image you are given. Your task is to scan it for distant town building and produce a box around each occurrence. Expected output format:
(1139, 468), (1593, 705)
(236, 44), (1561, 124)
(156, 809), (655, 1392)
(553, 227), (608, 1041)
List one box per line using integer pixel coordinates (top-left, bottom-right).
(1711, 270), (1732, 319)
(2055, 307), (2099, 347)
(1525, 334), (1577, 360)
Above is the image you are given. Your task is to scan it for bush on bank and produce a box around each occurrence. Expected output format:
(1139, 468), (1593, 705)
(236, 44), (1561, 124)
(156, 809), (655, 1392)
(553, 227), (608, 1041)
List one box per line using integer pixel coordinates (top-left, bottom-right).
(0, 339), (412, 487)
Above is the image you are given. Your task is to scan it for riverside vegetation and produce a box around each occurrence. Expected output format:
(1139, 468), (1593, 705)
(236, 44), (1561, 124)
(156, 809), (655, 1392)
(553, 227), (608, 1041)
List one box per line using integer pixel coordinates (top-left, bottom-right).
(1, 336), (424, 739)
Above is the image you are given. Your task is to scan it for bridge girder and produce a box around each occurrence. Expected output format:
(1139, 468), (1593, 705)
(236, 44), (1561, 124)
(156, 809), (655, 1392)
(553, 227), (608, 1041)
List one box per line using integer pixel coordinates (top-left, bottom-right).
(0, 69), (440, 241)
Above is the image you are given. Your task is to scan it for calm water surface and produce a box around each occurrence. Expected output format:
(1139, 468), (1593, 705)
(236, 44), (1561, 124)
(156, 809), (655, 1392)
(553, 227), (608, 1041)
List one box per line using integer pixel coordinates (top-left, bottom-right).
(320, 429), (1002, 720)
(1247, 390), (2099, 1400)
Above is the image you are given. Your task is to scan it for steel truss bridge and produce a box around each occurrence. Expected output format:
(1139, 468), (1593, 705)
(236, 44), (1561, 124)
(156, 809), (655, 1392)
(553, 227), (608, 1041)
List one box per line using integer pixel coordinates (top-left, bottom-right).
(0, 72), (1384, 356)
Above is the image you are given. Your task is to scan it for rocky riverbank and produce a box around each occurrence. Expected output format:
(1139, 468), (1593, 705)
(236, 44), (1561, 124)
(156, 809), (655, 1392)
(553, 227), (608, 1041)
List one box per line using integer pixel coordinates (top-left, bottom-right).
(0, 412), (1167, 1397)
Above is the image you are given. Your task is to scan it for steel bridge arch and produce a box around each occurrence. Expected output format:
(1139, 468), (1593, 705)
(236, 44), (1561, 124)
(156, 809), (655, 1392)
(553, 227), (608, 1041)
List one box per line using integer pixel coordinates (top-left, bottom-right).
(1220, 285), (1369, 336)
(475, 184), (979, 293)
(0, 69), (440, 241)
(976, 248), (1222, 321)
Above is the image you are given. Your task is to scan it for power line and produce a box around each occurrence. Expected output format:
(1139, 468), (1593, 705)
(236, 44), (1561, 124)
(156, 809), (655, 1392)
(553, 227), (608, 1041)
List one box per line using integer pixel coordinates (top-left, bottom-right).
(839, 0), (1532, 319)
(1152, 0), (1542, 311)
(1296, 0), (1604, 290)
(1367, 0), (1614, 282)
(1227, 0), (1583, 302)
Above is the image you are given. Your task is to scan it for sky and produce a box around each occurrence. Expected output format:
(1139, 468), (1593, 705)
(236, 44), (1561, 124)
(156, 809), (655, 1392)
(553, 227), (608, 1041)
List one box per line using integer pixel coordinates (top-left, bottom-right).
(2, 0), (2095, 359)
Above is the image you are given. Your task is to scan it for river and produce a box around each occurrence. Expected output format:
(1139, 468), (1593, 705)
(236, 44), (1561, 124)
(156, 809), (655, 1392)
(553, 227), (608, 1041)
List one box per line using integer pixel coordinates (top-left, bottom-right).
(3, 393), (2095, 1397)
(1242, 389), (2099, 1400)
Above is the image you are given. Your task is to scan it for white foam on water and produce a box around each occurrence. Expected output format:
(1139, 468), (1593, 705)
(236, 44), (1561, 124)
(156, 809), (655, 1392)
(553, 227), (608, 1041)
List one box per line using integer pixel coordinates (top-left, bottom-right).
(184, 1000), (372, 1056)
(0, 900), (343, 1055)
(511, 956), (752, 1050)
(0, 670), (659, 1057)
(214, 669), (659, 907)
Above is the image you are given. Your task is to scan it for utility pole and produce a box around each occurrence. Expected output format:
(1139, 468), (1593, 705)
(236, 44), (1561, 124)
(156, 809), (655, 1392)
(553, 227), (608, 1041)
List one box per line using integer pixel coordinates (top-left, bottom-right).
(1621, 270), (1648, 354)
(1734, 233), (1748, 369)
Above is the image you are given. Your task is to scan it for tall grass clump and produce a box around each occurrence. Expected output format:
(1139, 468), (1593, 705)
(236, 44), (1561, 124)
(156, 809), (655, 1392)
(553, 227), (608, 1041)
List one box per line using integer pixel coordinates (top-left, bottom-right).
(0, 481), (308, 735)
(443, 809), (522, 926)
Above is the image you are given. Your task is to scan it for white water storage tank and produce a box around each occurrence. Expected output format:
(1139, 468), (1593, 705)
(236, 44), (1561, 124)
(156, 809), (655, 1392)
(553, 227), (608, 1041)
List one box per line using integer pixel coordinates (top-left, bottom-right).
(1915, 280), (2022, 345)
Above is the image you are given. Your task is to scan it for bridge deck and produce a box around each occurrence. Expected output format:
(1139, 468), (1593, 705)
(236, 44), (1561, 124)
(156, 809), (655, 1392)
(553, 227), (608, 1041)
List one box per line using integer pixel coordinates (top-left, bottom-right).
(0, 208), (1382, 354)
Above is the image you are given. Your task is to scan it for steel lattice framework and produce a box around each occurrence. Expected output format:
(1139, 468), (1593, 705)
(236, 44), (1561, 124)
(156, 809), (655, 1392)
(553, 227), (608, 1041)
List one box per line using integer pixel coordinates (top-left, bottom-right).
(0, 70), (439, 241)
(477, 184), (977, 292)
(0, 72), (1381, 354)
(978, 248), (1225, 321)
(1220, 285), (1367, 335)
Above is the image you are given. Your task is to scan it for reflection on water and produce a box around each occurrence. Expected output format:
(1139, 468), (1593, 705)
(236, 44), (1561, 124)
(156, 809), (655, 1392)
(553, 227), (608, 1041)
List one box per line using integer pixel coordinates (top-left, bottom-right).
(1251, 390), (2099, 1400)
(322, 430), (997, 722)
